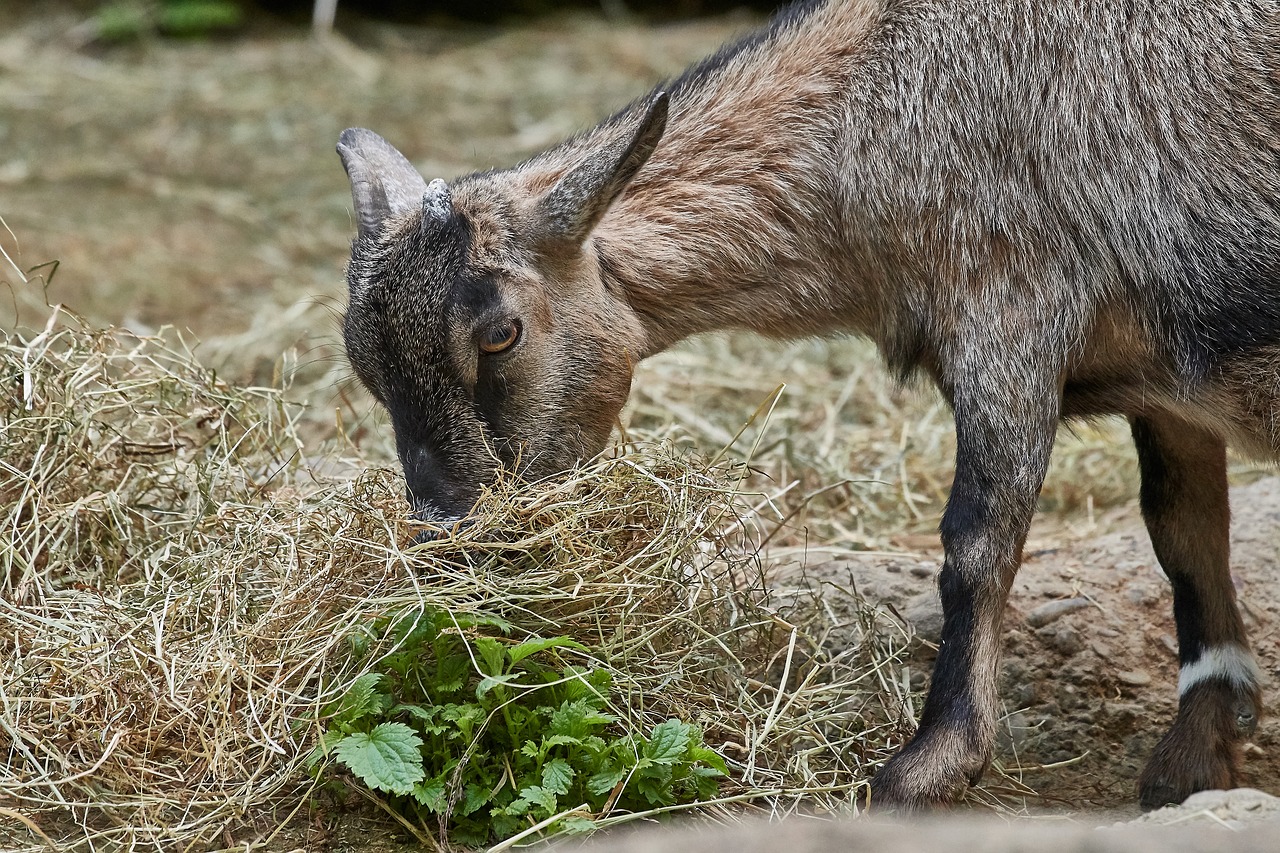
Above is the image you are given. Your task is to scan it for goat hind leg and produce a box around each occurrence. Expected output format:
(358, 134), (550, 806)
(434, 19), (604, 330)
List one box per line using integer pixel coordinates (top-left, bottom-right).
(1131, 415), (1262, 811)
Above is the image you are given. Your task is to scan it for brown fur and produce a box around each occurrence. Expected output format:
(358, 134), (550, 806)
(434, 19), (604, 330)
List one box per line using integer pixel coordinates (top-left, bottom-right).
(337, 0), (1279, 811)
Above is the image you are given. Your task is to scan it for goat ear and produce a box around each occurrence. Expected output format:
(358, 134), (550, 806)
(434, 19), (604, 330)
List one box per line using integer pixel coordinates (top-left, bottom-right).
(337, 128), (429, 239)
(537, 92), (668, 246)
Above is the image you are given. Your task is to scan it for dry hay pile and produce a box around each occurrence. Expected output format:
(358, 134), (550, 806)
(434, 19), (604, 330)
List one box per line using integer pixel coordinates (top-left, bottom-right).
(0, 309), (916, 851)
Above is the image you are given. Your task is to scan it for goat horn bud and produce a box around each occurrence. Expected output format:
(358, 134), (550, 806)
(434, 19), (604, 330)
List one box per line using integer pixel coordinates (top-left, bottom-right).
(422, 178), (452, 224)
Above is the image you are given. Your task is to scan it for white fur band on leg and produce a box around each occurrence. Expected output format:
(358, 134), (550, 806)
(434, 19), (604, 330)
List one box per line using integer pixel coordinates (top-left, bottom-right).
(1178, 644), (1261, 697)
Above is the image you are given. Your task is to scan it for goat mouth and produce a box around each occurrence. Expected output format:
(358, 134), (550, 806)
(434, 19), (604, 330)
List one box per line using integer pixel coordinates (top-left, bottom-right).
(406, 502), (473, 545)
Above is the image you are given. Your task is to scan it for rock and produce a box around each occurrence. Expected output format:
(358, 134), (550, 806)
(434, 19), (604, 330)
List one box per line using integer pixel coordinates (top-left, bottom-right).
(1127, 788), (1280, 828)
(1045, 626), (1084, 656)
(909, 563), (936, 579)
(1026, 597), (1091, 628)
(903, 591), (944, 644)
(995, 710), (1038, 753)
(1117, 669), (1152, 687)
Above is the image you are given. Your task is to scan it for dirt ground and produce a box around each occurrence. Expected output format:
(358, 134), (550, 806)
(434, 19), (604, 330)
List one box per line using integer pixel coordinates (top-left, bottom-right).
(1, 0), (1277, 837)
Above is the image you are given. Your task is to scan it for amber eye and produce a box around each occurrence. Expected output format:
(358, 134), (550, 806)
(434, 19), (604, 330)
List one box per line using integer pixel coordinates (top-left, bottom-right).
(479, 319), (521, 355)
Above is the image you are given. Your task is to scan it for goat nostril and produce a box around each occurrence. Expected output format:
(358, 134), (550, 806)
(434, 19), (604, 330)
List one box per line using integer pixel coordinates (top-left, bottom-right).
(407, 516), (472, 546)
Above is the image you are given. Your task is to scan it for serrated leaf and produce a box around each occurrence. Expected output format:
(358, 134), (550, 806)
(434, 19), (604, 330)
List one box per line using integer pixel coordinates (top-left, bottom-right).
(557, 667), (612, 707)
(460, 782), (491, 816)
(580, 735), (607, 754)
(389, 702), (432, 721)
(690, 745), (728, 774)
(542, 758), (574, 795)
(464, 613), (514, 634)
(327, 671), (383, 727)
(434, 642), (469, 693)
(561, 816), (597, 834)
(502, 797), (531, 817)
(333, 723), (425, 795)
(412, 779), (447, 812)
(519, 784), (558, 815)
(441, 703), (484, 741)
(551, 698), (618, 739)
(587, 767), (626, 797)
(545, 734), (581, 748)
(646, 720), (692, 764)
(637, 772), (673, 806)
(507, 636), (588, 666)
(692, 768), (721, 800)
(550, 699), (586, 737)
(474, 637), (506, 676)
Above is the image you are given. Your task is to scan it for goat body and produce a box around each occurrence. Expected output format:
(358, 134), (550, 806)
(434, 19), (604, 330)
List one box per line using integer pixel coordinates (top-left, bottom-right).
(337, 0), (1279, 809)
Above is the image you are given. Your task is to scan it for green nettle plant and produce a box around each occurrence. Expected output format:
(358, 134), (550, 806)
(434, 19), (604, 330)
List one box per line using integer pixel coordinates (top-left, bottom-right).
(310, 607), (728, 846)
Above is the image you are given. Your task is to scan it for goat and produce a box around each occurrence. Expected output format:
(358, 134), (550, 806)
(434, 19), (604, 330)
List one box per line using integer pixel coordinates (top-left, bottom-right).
(336, 0), (1277, 811)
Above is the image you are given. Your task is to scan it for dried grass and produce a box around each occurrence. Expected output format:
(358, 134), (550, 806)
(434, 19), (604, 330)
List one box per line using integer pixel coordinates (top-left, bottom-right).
(1, 309), (920, 851)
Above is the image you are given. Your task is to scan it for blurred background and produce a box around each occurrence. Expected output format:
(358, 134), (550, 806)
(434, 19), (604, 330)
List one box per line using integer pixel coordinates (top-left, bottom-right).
(0, 0), (1142, 554)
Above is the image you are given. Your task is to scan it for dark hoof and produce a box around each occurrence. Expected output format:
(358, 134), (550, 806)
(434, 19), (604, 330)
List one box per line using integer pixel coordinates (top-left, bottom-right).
(1137, 679), (1256, 811)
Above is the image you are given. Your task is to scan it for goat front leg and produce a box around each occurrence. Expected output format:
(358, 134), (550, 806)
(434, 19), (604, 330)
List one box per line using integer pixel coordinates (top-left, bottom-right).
(869, 358), (1059, 810)
(1131, 415), (1262, 810)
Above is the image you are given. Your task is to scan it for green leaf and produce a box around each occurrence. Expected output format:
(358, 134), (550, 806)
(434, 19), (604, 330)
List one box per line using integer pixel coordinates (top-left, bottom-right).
(542, 758), (574, 795)
(327, 671), (385, 727)
(333, 723), (425, 795)
(474, 637), (506, 676)
(463, 613), (514, 634)
(587, 767), (626, 797)
(637, 770), (674, 806)
(690, 745), (728, 774)
(412, 779), (447, 813)
(434, 639), (469, 693)
(561, 666), (613, 705)
(691, 766), (724, 799)
(646, 720), (692, 765)
(507, 636), (588, 666)
(304, 729), (345, 769)
(545, 734), (581, 748)
(551, 699), (618, 739)
(502, 796), (531, 817)
(561, 816), (597, 834)
(441, 703), (484, 741)
(476, 672), (519, 700)
(158, 0), (243, 36)
(519, 784), (558, 815)
(460, 782), (491, 817)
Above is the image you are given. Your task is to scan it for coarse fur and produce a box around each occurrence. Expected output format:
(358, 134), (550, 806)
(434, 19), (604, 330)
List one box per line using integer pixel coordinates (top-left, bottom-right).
(337, 0), (1278, 811)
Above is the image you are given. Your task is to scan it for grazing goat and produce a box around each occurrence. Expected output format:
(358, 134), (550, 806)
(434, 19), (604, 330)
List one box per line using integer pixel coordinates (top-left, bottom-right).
(336, 0), (1277, 811)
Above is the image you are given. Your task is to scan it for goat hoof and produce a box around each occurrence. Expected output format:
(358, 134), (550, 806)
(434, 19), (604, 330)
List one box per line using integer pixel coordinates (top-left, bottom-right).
(867, 743), (984, 813)
(1138, 678), (1260, 811)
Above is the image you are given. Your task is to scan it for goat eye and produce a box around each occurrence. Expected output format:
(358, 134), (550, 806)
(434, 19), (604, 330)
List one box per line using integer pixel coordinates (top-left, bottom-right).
(479, 319), (521, 355)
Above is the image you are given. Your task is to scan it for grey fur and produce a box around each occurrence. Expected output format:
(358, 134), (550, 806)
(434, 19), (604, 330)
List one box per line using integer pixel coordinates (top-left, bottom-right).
(338, 0), (1279, 812)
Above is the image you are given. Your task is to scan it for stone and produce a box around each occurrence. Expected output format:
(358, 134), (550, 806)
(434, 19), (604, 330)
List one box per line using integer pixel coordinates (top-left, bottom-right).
(1026, 597), (1091, 628)
(1117, 669), (1152, 687)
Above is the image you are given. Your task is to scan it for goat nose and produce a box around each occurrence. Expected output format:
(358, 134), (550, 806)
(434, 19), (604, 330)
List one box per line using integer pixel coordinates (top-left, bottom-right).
(397, 441), (477, 520)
